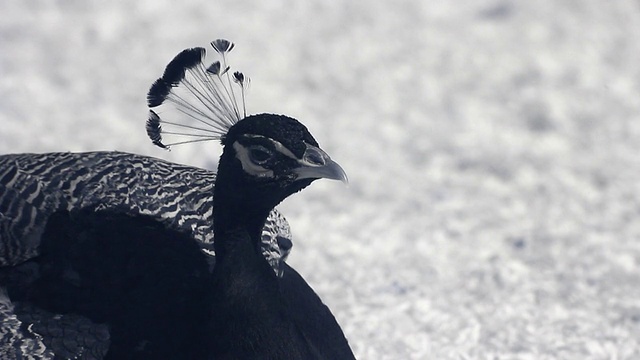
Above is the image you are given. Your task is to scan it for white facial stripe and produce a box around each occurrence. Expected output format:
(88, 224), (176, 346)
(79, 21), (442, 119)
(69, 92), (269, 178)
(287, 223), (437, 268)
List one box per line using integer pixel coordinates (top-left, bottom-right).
(233, 141), (274, 178)
(273, 141), (298, 160)
(243, 134), (299, 160)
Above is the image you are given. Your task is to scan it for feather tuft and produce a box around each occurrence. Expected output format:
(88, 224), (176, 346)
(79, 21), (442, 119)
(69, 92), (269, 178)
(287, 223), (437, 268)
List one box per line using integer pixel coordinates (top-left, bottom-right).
(210, 39), (234, 54)
(146, 110), (169, 149)
(233, 71), (246, 85)
(145, 39), (249, 149)
(147, 79), (171, 108)
(162, 47), (206, 85)
(207, 61), (221, 75)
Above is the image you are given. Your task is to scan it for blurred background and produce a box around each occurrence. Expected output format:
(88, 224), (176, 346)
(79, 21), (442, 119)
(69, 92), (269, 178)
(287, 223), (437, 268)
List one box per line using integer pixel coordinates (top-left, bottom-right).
(2, 1), (640, 358)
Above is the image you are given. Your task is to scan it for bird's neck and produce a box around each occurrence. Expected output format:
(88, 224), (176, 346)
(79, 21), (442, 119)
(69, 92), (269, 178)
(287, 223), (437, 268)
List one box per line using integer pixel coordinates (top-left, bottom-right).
(212, 200), (270, 257)
(207, 205), (286, 358)
(211, 171), (274, 260)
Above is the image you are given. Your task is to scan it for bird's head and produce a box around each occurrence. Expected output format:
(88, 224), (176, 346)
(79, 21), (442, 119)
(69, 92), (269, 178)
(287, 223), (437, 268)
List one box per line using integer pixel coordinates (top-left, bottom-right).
(145, 39), (346, 231)
(215, 113), (346, 220)
(223, 113), (345, 189)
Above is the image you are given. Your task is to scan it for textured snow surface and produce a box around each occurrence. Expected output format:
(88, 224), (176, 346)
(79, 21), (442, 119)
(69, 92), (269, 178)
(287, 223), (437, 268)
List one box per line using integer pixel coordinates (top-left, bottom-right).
(2, 1), (640, 359)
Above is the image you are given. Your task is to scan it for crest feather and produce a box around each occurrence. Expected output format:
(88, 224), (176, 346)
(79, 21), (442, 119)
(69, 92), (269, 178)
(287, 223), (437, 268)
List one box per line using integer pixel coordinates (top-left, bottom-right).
(146, 40), (250, 150)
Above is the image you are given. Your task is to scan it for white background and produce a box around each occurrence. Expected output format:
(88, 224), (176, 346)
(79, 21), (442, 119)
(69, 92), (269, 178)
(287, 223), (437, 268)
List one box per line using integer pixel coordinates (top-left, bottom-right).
(2, 1), (640, 358)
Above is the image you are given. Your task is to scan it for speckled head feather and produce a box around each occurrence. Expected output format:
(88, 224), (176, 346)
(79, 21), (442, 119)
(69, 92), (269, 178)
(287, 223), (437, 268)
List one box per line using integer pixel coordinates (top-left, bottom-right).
(222, 114), (319, 159)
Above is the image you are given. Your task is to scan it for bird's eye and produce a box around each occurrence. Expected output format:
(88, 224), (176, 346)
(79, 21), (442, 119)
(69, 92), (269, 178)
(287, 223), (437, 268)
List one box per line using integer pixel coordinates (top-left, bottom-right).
(248, 146), (273, 164)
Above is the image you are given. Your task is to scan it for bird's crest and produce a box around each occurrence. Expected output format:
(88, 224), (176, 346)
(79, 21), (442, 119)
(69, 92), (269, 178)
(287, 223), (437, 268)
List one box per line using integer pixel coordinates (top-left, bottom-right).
(146, 39), (250, 149)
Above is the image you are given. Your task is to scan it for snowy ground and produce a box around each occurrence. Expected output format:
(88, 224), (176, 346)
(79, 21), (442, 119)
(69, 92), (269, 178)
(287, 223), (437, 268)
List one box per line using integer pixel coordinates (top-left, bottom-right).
(2, 1), (640, 358)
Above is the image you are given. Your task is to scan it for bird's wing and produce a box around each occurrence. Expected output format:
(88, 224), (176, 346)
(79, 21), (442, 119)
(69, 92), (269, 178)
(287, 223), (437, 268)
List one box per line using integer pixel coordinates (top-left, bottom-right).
(0, 154), (68, 267)
(0, 288), (109, 360)
(0, 151), (217, 266)
(0, 287), (55, 360)
(0, 151), (294, 270)
(1, 210), (214, 359)
(280, 263), (356, 360)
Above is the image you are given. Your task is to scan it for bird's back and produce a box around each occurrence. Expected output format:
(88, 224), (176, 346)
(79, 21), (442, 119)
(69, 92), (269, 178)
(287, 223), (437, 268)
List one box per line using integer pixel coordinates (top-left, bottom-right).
(0, 151), (217, 267)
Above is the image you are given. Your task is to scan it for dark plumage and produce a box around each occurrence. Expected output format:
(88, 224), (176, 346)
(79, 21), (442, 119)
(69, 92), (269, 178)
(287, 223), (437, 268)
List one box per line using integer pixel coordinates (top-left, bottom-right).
(206, 114), (353, 359)
(2, 210), (210, 359)
(0, 39), (355, 359)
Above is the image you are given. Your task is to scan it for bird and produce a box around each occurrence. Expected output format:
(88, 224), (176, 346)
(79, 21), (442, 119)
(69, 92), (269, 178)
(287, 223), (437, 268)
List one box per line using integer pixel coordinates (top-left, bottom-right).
(0, 39), (355, 359)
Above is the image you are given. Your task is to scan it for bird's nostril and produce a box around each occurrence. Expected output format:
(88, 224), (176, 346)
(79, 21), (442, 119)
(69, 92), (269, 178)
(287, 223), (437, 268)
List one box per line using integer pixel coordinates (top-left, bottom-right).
(305, 148), (326, 166)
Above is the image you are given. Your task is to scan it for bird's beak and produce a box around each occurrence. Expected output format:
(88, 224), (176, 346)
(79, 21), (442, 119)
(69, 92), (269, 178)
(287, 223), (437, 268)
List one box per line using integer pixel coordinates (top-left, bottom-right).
(293, 144), (348, 184)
